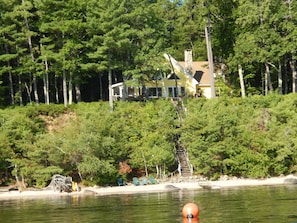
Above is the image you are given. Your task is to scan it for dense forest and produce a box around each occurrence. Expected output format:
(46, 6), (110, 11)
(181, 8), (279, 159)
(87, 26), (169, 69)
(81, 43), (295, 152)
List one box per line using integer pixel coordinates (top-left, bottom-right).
(1, 95), (297, 187)
(1, 0), (297, 106)
(1, 0), (297, 187)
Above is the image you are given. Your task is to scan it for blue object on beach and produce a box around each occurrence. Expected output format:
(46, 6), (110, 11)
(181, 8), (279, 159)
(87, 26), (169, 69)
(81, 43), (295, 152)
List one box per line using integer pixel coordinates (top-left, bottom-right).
(149, 176), (159, 184)
(141, 177), (148, 185)
(117, 177), (125, 186)
(132, 177), (140, 186)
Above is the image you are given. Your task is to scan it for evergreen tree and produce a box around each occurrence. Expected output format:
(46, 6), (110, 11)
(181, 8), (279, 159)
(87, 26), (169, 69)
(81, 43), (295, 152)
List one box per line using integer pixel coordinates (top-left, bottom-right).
(0, 0), (19, 105)
(36, 0), (87, 106)
(230, 0), (284, 95)
(278, 0), (297, 93)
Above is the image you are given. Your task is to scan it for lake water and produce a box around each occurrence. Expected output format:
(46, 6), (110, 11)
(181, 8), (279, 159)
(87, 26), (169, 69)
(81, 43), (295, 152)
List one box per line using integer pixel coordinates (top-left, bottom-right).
(0, 185), (297, 223)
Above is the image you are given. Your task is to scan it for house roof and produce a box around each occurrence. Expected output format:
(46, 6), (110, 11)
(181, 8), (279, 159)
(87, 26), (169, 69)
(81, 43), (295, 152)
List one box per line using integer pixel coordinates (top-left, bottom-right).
(164, 53), (199, 86)
(179, 61), (211, 86)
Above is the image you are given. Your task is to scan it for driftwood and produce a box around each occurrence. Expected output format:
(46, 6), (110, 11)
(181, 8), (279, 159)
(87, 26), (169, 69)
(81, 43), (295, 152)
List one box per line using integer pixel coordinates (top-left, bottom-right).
(46, 174), (72, 192)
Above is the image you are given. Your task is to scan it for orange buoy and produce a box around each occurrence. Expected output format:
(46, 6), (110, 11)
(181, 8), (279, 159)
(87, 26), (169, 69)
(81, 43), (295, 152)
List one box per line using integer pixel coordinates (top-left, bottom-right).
(183, 217), (199, 223)
(182, 203), (199, 219)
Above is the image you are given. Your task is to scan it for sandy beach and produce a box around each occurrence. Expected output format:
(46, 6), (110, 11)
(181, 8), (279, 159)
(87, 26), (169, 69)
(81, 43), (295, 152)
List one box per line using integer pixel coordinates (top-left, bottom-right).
(0, 175), (296, 200)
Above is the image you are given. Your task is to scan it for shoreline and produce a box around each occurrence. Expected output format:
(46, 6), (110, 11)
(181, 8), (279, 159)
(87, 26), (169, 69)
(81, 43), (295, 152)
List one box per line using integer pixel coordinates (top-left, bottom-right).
(0, 175), (296, 200)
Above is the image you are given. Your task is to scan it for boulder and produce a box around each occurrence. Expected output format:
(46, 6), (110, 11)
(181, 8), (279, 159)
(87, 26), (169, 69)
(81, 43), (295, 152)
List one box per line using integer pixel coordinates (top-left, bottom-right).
(284, 175), (297, 185)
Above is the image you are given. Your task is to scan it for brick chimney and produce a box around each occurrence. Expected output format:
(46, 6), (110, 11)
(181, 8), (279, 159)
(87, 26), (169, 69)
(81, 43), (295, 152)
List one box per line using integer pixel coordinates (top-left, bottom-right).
(184, 49), (193, 74)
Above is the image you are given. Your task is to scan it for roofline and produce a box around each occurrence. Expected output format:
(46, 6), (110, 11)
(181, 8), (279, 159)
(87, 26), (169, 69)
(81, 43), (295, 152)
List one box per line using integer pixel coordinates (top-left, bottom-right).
(163, 53), (199, 85)
(112, 82), (124, 88)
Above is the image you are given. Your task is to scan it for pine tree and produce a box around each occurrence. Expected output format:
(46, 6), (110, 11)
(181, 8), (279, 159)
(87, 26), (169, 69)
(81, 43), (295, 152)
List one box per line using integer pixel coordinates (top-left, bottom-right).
(36, 0), (87, 106)
(231, 0), (283, 95)
(0, 0), (19, 104)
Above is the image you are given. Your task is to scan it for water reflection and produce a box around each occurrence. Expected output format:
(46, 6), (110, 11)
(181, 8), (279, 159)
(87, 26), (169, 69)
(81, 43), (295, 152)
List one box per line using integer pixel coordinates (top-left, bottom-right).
(0, 185), (296, 223)
(182, 217), (199, 223)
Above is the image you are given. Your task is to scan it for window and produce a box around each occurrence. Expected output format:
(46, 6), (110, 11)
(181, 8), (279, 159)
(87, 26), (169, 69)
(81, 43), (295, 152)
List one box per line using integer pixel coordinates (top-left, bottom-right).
(168, 86), (185, 97)
(147, 87), (162, 98)
(113, 87), (120, 95)
(168, 87), (177, 97)
(127, 87), (135, 97)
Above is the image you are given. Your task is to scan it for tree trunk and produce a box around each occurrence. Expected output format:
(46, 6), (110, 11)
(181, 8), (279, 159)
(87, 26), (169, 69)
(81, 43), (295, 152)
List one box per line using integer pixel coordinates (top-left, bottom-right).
(205, 23), (215, 98)
(14, 165), (22, 190)
(161, 70), (167, 98)
(75, 84), (81, 103)
(264, 63), (273, 95)
(21, 176), (26, 189)
(284, 57), (288, 94)
(18, 75), (23, 105)
(43, 63), (50, 104)
(238, 64), (246, 98)
(62, 70), (68, 107)
(8, 70), (14, 105)
(16, 54), (23, 105)
(278, 59), (283, 95)
(22, 0), (39, 104)
(4, 42), (15, 105)
(267, 63), (274, 93)
(33, 75), (39, 104)
(123, 77), (127, 100)
(25, 82), (32, 103)
(141, 150), (148, 178)
(290, 57), (297, 93)
(54, 74), (59, 103)
(108, 67), (113, 112)
(62, 31), (67, 107)
(264, 65), (268, 95)
(155, 165), (159, 176)
(40, 41), (50, 104)
(68, 72), (73, 105)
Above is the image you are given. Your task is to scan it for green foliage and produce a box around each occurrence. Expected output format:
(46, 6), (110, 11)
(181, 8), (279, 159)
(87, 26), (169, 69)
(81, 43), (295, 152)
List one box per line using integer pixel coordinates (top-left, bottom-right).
(1, 0), (297, 106)
(182, 94), (297, 178)
(23, 104), (67, 117)
(113, 100), (177, 174)
(78, 155), (117, 185)
(33, 166), (63, 188)
(2, 95), (297, 186)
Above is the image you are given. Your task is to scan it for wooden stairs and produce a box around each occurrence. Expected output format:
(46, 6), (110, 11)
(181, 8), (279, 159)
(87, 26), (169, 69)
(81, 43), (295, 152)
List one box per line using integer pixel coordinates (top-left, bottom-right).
(172, 98), (193, 177)
(176, 138), (193, 177)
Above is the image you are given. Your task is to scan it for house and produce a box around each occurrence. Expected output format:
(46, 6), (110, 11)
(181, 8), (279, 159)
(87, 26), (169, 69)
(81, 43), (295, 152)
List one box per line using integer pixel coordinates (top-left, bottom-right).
(178, 49), (213, 98)
(111, 49), (215, 100)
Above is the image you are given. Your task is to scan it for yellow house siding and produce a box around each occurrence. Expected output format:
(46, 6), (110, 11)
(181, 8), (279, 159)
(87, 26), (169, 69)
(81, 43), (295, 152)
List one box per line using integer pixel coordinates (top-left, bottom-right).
(163, 54), (198, 97)
(145, 77), (195, 97)
(111, 52), (213, 99)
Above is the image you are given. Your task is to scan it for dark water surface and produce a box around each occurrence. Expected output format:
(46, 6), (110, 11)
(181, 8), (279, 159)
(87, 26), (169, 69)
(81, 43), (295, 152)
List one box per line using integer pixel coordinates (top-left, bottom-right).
(0, 185), (297, 223)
